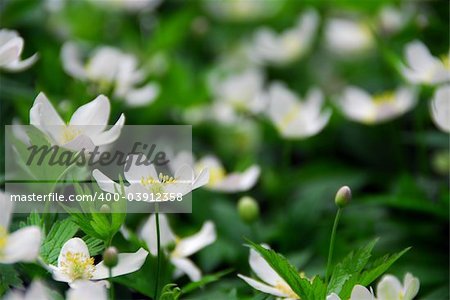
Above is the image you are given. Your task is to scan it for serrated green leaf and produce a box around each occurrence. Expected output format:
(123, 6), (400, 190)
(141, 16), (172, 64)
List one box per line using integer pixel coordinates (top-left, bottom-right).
(0, 264), (22, 296)
(40, 218), (79, 265)
(82, 236), (104, 256)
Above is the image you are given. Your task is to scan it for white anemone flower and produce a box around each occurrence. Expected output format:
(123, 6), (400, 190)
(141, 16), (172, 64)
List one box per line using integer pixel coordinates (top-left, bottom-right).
(61, 43), (159, 107)
(325, 18), (374, 56)
(430, 84), (450, 133)
(49, 238), (148, 286)
(377, 5), (412, 35)
(338, 86), (417, 124)
(265, 83), (331, 139)
(210, 68), (267, 115)
(66, 280), (107, 300)
(29, 92), (125, 151)
(0, 29), (37, 72)
(0, 192), (42, 264)
(3, 281), (51, 300)
(248, 9), (319, 66)
(139, 214), (216, 281)
(238, 247), (299, 300)
(87, 0), (163, 12)
(327, 285), (375, 300)
(402, 40), (450, 85)
(195, 155), (260, 193)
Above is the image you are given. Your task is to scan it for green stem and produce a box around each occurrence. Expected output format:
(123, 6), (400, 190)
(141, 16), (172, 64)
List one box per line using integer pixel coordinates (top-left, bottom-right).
(109, 267), (114, 300)
(154, 204), (161, 300)
(325, 208), (342, 286)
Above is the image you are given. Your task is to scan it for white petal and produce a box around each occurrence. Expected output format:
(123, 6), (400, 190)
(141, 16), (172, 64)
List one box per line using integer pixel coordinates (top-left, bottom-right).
(139, 214), (176, 256)
(66, 280), (107, 300)
(174, 221), (216, 257)
(0, 37), (23, 67)
(0, 191), (13, 229)
(92, 169), (120, 194)
(3, 53), (38, 72)
(61, 42), (88, 79)
(214, 165), (260, 192)
(89, 113), (125, 146)
(29, 92), (65, 137)
(49, 264), (71, 283)
(124, 83), (160, 107)
(327, 293), (341, 300)
(248, 247), (285, 287)
(92, 248), (148, 279)
(69, 95), (110, 128)
(58, 238), (90, 268)
(403, 273), (420, 300)
(338, 86), (375, 122)
(238, 274), (289, 298)
(377, 275), (403, 300)
(124, 154), (158, 184)
(192, 168), (209, 190)
(1, 226), (42, 263)
(430, 85), (450, 133)
(171, 257), (201, 282)
(350, 285), (375, 300)
(62, 134), (96, 151)
(24, 280), (50, 300)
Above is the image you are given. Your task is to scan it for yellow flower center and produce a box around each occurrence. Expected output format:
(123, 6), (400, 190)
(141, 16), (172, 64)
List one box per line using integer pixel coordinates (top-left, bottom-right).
(140, 173), (177, 194)
(208, 167), (226, 187)
(61, 126), (81, 144)
(60, 251), (95, 281)
(275, 281), (299, 299)
(373, 91), (395, 104)
(0, 226), (8, 252)
(279, 104), (301, 131)
(440, 54), (450, 70)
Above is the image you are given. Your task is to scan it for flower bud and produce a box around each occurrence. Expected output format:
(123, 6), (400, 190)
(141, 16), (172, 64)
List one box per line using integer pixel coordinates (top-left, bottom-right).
(238, 196), (260, 224)
(103, 247), (118, 268)
(100, 204), (111, 213)
(335, 186), (351, 208)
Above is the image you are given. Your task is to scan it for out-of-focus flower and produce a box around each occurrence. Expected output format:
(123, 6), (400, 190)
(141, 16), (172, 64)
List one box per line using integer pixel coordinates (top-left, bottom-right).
(67, 280), (107, 300)
(204, 0), (281, 22)
(209, 68), (267, 115)
(0, 29), (37, 72)
(402, 41), (450, 85)
(327, 285), (375, 300)
(49, 238), (148, 285)
(3, 281), (51, 300)
(139, 214), (216, 281)
(87, 0), (163, 12)
(338, 86), (417, 124)
(248, 9), (319, 66)
(377, 5), (412, 35)
(324, 18), (374, 56)
(430, 84), (450, 133)
(265, 83), (331, 139)
(238, 246), (299, 299)
(61, 43), (159, 107)
(0, 191), (42, 264)
(30, 92), (125, 151)
(195, 155), (260, 193)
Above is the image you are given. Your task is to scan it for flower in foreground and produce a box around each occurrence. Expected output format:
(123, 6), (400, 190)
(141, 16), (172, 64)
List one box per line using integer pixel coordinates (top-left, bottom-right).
(430, 84), (450, 133)
(195, 155), (260, 192)
(327, 285), (375, 300)
(0, 29), (37, 72)
(238, 246), (299, 300)
(30, 92), (125, 151)
(61, 42), (159, 107)
(248, 9), (319, 66)
(338, 86), (417, 124)
(402, 40), (449, 85)
(66, 280), (107, 300)
(3, 280), (51, 300)
(265, 82), (331, 139)
(0, 191), (42, 264)
(49, 238), (148, 286)
(139, 214), (216, 281)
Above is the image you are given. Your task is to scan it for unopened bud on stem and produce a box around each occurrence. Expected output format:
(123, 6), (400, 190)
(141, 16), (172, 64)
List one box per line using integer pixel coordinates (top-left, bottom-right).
(335, 186), (351, 208)
(238, 196), (260, 224)
(103, 246), (118, 268)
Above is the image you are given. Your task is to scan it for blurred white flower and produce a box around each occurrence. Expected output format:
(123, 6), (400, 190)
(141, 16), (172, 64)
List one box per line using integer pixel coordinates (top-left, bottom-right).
(325, 18), (374, 56)
(377, 273), (419, 300)
(402, 40), (450, 85)
(195, 155), (260, 193)
(139, 214), (216, 281)
(49, 238), (148, 285)
(204, 0), (280, 22)
(0, 191), (42, 264)
(30, 92), (125, 151)
(87, 0), (163, 12)
(61, 42), (159, 107)
(66, 280), (107, 300)
(238, 246), (299, 299)
(327, 285), (375, 300)
(0, 29), (37, 72)
(338, 86), (417, 124)
(248, 9), (319, 66)
(3, 281), (51, 300)
(377, 5), (411, 35)
(430, 84), (450, 133)
(265, 83), (331, 139)
(210, 68), (267, 115)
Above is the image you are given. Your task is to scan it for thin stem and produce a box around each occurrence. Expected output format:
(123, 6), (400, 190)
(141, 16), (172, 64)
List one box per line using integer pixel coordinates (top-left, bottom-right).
(109, 267), (114, 300)
(325, 208), (342, 286)
(154, 203), (161, 300)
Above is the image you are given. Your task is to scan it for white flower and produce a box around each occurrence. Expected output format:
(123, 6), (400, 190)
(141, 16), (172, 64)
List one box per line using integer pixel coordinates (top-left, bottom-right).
(402, 40), (450, 85)
(139, 214), (216, 281)
(248, 9), (319, 66)
(327, 285), (376, 300)
(265, 83), (331, 139)
(430, 84), (450, 133)
(3, 280), (51, 300)
(210, 68), (267, 115)
(238, 246), (299, 300)
(66, 280), (107, 300)
(338, 86), (417, 124)
(87, 0), (163, 12)
(0, 29), (37, 72)
(49, 238), (148, 285)
(377, 5), (412, 35)
(0, 191), (42, 264)
(195, 155), (260, 193)
(29, 92), (125, 151)
(204, 0), (280, 22)
(325, 18), (374, 56)
(377, 273), (419, 300)
(61, 43), (159, 107)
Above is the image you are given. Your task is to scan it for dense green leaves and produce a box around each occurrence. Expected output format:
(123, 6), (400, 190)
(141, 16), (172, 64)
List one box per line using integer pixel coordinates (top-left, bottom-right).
(40, 218), (79, 265)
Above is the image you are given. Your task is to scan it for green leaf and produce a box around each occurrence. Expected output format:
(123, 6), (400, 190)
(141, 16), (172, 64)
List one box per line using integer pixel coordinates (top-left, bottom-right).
(82, 236), (104, 257)
(181, 269), (233, 294)
(40, 218), (79, 265)
(159, 284), (181, 300)
(0, 265), (22, 296)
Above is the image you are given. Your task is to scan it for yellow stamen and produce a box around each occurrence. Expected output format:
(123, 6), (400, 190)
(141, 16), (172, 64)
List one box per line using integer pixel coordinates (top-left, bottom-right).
(373, 91), (395, 104)
(440, 54), (450, 70)
(60, 251), (95, 281)
(0, 226), (8, 251)
(279, 105), (301, 131)
(208, 167), (226, 187)
(61, 126), (81, 143)
(275, 281), (299, 299)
